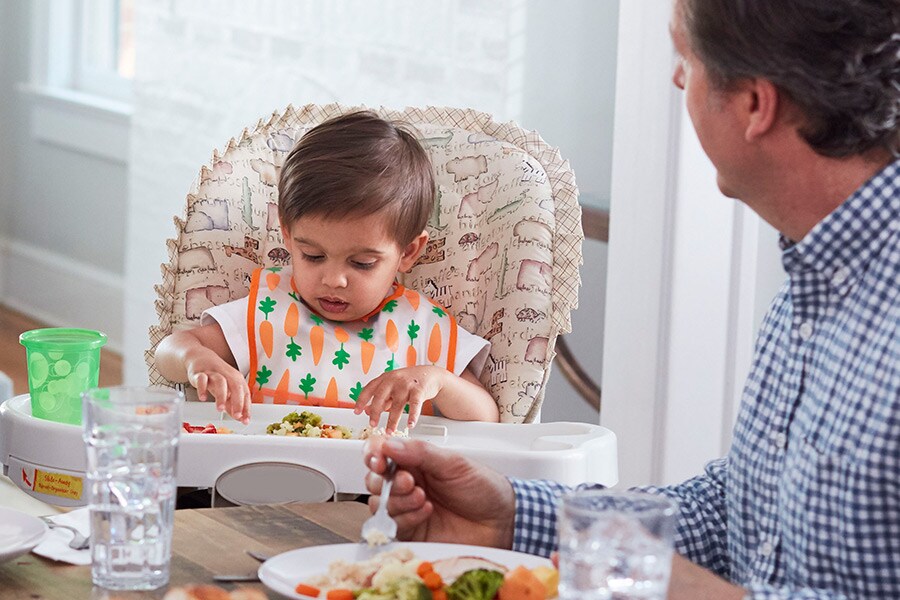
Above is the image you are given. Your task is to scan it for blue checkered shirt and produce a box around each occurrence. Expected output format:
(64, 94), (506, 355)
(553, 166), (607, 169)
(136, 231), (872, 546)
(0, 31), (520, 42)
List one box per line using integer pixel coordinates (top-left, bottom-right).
(512, 158), (900, 599)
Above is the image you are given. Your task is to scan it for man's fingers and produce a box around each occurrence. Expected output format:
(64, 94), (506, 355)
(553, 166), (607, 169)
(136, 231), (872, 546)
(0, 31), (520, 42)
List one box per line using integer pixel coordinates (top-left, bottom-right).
(365, 468), (417, 497)
(364, 437), (453, 475)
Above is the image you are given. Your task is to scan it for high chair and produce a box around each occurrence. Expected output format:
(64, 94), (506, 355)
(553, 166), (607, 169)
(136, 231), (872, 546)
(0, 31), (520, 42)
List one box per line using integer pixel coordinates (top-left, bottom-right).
(146, 104), (584, 424)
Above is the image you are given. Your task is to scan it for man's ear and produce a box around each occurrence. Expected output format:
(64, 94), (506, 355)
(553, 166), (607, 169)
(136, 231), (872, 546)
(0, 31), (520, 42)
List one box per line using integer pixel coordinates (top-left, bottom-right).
(745, 78), (779, 142)
(398, 230), (429, 273)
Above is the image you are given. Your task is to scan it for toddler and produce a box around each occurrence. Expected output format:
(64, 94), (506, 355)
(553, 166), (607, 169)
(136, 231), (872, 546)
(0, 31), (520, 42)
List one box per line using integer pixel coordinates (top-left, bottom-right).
(156, 111), (498, 432)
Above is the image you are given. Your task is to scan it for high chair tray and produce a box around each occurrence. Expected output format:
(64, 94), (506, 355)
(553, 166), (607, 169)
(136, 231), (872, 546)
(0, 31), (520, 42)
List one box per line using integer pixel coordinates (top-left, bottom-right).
(0, 394), (617, 506)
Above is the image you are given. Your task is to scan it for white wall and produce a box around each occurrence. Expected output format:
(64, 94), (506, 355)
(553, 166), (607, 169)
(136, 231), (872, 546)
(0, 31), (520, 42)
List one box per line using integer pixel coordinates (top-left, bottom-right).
(124, 0), (619, 426)
(603, 0), (787, 488)
(0, 1), (127, 351)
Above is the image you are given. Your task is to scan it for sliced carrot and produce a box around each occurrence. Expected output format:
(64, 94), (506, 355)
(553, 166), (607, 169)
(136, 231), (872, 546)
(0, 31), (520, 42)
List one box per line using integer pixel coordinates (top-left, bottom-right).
(407, 345), (417, 367)
(498, 566), (546, 600)
(325, 589), (354, 600)
(333, 327), (349, 343)
(416, 561), (434, 578)
(431, 590), (448, 600)
(284, 302), (300, 337)
(266, 271), (280, 291)
(385, 319), (399, 352)
(260, 320), (274, 358)
(360, 341), (375, 374)
(422, 570), (443, 590)
(427, 323), (442, 364)
(310, 325), (324, 365)
(294, 582), (320, 597)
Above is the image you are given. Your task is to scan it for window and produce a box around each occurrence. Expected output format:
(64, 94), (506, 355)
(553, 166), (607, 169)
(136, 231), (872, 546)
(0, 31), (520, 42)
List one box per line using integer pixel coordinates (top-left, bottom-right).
(77, 0), (134, 99)
(37, 0), (134, 103)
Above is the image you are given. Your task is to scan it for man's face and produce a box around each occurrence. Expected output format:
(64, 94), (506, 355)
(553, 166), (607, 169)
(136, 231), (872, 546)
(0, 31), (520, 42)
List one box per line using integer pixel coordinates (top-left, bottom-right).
(670, 0), (746, 199)
(281, 213), (423, 322)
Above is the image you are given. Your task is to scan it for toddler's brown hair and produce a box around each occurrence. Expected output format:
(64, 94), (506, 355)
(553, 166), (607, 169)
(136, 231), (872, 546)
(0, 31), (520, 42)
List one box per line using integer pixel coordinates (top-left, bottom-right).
(278, 111), (435, 246)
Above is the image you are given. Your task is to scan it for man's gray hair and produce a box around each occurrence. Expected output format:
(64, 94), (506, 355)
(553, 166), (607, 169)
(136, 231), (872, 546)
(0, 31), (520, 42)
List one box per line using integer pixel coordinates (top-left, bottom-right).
(681, 0), (900, 157)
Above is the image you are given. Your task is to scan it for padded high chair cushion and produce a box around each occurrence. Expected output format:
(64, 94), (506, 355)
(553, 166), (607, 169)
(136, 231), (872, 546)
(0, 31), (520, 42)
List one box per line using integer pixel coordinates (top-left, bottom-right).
(147, 104), (583, 423)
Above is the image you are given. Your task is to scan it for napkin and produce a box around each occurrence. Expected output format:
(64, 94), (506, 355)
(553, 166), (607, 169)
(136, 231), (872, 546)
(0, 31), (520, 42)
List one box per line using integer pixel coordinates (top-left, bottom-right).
(32, 507), (91, 565)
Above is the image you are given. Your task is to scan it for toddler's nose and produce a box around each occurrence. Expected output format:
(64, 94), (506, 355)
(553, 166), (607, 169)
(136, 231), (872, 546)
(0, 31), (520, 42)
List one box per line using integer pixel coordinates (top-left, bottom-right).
(322, 270), (348, 289)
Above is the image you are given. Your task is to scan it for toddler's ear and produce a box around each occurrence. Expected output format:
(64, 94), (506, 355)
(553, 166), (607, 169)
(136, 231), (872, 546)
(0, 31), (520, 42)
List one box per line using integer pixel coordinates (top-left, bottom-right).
(399, 230), (429, 272)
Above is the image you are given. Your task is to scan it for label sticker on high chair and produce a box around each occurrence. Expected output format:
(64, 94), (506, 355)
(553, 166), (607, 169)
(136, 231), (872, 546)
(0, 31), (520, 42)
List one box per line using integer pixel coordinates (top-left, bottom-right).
(12, 458), (85, 503)
(32, 469), (83, 500)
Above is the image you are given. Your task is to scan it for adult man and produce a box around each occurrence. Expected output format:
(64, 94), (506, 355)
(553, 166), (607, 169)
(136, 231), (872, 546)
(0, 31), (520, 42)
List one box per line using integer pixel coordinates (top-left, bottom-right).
(363, 0), (900, 598)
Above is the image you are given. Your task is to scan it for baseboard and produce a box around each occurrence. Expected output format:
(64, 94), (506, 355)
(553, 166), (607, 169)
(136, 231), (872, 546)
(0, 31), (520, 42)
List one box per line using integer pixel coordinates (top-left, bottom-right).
(0, 237), (124, 353)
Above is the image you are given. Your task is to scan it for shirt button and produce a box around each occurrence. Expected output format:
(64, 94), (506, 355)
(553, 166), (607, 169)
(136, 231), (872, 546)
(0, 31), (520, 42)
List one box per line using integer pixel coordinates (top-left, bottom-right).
(798, 322), (813, 340)
(759, 541), (774, 557)
(831, 266), (850, 286)
(773, 432), (787, 450)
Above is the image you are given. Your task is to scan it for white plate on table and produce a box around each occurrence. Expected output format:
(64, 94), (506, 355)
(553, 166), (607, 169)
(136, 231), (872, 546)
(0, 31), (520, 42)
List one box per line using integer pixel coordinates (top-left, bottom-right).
(258, 541), (551, 599)
(0, 506), (47, 563)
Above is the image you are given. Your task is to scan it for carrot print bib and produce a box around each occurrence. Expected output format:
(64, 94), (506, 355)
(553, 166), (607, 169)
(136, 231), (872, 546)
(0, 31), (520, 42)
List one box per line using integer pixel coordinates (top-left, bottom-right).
(241, 266), (484, 407)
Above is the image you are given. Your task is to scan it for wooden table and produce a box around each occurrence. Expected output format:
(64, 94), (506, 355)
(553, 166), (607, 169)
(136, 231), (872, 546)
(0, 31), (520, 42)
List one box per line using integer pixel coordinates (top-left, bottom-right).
(0, 502), (371, 599)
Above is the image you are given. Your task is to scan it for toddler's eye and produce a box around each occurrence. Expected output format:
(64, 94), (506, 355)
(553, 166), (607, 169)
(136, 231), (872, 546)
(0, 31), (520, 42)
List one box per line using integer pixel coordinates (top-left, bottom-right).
(302, 253), (324, 262)
(352, 260), (376, 270)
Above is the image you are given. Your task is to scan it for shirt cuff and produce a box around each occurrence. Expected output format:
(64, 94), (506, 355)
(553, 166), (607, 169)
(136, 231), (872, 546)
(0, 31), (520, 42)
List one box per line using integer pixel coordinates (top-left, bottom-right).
(510, 477), (570, 558)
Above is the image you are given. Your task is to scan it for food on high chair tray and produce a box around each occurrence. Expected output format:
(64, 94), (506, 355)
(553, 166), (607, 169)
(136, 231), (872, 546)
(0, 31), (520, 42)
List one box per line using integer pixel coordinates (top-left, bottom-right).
(182, 422), (233, 434)
(266, 410), (353, 439)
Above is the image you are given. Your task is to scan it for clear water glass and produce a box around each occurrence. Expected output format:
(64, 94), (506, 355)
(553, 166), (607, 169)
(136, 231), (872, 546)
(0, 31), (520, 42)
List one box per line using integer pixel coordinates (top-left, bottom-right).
(558, 490), (677, 600)
(83, 387), (183, 591)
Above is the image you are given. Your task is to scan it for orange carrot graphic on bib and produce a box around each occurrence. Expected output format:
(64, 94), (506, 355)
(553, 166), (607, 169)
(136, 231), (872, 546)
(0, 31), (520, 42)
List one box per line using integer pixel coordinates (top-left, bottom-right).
(385, 319), (399, 372)
(310, 314), (325, 365)
(427, 323), (442, 365)
(284, 302), (302, 361)
(258, 296), (277, 358)
(359, 328), (375, 374)
(332, 327), (350, 370)
(406, 320), (420, 367)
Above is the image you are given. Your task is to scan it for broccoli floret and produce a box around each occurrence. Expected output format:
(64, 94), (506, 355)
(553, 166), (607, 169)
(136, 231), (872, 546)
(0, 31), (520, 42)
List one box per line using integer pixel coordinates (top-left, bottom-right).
(447, 569), (505, 600)
(357, 577), (431, 600)
(281, 411), (302, 424)
(298, 410), (322, 427)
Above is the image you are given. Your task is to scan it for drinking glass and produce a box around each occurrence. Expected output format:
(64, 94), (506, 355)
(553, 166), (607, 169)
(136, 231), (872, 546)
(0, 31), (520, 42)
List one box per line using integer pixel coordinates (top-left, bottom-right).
(82, 386), (183, 590)
(558, 490), (677, 599)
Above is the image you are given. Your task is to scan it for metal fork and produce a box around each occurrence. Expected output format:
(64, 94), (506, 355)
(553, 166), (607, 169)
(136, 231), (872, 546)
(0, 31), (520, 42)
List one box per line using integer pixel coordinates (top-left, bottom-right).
(39, 516), (90, 550)
(360, 457), (398, 546)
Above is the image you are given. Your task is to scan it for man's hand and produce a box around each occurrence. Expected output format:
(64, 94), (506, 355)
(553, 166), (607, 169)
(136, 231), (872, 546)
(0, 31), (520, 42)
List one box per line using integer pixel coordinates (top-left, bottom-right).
(363, 436), (516, 548)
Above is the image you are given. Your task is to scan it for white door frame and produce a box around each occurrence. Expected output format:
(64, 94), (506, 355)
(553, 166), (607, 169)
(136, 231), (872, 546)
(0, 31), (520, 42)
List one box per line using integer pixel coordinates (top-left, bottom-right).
(602, 0), (773, 488)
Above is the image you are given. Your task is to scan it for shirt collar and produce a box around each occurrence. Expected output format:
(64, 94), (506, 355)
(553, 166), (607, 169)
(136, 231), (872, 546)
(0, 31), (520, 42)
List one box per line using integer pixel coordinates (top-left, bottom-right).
(780, 158), (900, 291)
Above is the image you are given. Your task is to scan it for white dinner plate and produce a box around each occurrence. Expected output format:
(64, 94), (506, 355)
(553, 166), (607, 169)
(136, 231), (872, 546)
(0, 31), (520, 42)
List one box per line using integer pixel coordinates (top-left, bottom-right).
(0, 506), (47, 563)
(258, 541), (551, 599)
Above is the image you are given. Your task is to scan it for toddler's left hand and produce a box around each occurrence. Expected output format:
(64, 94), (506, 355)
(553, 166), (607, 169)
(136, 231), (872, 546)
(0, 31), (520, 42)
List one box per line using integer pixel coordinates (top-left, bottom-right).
(354, 366), (445, 433)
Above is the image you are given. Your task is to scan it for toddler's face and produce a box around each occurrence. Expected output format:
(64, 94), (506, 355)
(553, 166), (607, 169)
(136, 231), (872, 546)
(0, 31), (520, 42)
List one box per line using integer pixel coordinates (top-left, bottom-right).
(281, 214), (426, 322)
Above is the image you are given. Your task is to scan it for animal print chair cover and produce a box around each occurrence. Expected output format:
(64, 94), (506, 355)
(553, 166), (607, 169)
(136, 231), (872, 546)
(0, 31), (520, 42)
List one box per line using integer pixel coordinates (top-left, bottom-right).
(146, 104), (583, 423)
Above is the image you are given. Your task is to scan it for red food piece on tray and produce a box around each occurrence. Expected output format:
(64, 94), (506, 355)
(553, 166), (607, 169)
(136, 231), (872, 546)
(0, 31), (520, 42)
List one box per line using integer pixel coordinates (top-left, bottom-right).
(182, 422), (220, 434)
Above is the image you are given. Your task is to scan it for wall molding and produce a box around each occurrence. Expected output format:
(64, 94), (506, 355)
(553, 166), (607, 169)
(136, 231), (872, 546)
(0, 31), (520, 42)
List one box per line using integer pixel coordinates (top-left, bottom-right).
(0, 236), (124, 353)
(17, 83), (132, 165)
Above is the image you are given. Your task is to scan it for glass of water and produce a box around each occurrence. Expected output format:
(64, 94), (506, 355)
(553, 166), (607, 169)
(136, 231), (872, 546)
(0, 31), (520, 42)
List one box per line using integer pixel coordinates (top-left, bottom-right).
(558, 490), (677, 600)
(82, 386), (183, 591)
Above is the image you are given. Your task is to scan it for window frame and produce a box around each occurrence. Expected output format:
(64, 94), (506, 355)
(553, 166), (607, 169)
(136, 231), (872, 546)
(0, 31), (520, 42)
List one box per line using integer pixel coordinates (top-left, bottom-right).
(32, 0), (133, 103)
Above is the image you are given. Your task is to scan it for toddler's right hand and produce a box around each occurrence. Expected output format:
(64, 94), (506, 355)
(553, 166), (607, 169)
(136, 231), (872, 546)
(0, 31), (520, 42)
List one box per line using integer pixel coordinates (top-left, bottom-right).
(186, 351), (251, 424)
